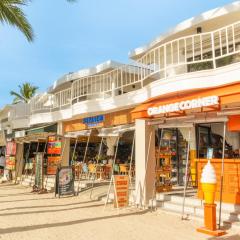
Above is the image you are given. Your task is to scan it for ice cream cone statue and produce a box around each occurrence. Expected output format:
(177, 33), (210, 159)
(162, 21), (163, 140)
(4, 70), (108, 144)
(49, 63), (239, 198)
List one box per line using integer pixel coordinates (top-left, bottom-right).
(197, 160), (226, 236)
(201, 160), (217, 204)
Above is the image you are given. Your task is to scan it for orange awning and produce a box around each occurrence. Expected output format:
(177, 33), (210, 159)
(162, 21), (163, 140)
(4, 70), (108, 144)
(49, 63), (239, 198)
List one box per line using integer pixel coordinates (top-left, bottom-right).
(132, 83), (240, 120)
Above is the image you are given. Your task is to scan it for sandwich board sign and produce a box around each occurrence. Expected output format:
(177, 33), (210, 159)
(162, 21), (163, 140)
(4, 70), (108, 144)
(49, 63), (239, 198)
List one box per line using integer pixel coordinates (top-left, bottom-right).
(55, 166), (75, 198)
(113, 175), (129, 208)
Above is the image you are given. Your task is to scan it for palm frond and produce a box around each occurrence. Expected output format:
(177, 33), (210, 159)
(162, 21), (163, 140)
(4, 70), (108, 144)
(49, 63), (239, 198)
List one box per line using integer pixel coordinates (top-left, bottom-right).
(0, 0), (34, 42)
(10, 82), (38, 103)
(10, 90), (27, 103)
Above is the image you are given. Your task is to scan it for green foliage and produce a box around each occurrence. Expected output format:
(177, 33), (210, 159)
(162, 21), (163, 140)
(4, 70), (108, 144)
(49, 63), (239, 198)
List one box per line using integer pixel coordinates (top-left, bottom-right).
(0, 0), (34, 41)
(10, 82), (38, 103)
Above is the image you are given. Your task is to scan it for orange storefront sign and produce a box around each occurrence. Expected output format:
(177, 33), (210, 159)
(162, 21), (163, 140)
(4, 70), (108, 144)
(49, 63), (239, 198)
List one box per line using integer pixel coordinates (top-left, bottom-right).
(64, 109), (134, 133)
(131, 83), (240, 119)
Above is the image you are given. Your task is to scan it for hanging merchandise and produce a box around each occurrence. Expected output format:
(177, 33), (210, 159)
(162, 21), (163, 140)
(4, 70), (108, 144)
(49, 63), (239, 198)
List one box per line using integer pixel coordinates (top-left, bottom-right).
(106, 136), (118, 156)
(6, 156), (16, 171)
(6, 141), (17, 156)
(5, 141), (17, 174)
(47, 136), (62, 154)
(47, 136), (62, 175)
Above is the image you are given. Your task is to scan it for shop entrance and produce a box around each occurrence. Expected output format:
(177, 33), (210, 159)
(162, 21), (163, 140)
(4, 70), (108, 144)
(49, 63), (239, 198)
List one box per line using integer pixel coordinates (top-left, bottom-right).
(155, 127), (191, 192)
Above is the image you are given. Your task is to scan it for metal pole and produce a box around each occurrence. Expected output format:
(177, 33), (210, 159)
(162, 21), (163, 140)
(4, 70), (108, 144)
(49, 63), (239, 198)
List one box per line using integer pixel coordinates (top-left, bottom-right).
(31, 140), (39, 188)
(60, 137), (67, 167)
(104, 136), (120, 206)
(90, 137), (104, 199)
(77, 131), (91, 195)
(37, 139), (48, 192)
(110, 137), (120, 179)
(43, 138), (49, 190)
(181, 127), (191, 220)
(14, 143), (24, 184)
(31, 141), (40, 184)
(71, 137), (78, 166)
(128, 131), (135, 188)
(20, 142), (31, 184)
(151, 128), (163, 211)
(218, 122), (226, 229)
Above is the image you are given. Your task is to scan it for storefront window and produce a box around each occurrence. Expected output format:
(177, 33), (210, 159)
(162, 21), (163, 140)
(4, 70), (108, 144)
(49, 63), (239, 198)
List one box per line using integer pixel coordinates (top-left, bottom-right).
(196, 124), (239, 159)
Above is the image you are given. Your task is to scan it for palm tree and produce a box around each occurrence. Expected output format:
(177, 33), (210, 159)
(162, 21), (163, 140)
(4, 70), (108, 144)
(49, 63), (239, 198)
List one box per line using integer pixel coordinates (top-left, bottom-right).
(10, 82), (38, 103)
(0, 0), (34, 42)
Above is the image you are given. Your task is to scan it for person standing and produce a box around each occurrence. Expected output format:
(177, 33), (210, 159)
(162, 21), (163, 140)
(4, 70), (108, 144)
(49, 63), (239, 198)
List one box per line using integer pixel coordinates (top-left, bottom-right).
(0, 154), (6, 176)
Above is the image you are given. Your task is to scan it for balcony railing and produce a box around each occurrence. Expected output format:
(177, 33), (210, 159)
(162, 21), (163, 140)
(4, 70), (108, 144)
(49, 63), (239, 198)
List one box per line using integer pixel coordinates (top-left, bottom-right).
(29, 21), (240, 115)
(30, 88), (72, 114)
(137, 21), (240, 83)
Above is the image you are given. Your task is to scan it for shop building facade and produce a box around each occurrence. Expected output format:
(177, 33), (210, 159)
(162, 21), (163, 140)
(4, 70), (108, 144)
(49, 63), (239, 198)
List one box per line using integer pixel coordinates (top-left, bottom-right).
(0, 1), (240, 208)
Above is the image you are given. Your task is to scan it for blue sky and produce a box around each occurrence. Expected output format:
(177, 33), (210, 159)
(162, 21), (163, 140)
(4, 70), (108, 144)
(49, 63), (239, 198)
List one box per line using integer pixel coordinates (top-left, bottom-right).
(0, 0), (234, 108)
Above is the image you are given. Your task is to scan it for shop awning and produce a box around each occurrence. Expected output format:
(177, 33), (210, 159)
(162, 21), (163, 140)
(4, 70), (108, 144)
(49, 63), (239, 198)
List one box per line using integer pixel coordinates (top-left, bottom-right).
(26, 123), (57, 135)
(15, 124), (58, 143)
(131, 83), (240, 120)
(15, 132), (52, 143)
(98, 124), (135, 137)
(64, 130), (92, 138)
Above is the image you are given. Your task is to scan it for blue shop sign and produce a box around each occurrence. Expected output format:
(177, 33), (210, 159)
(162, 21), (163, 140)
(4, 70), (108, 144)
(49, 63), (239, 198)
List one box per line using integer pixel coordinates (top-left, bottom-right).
(83, 115), (104, 127)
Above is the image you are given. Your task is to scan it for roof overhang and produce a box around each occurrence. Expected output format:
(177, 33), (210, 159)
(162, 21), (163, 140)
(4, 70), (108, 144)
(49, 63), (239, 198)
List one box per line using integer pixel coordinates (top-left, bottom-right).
(48, 60), (124, 93)
(129, 1), (240, 59)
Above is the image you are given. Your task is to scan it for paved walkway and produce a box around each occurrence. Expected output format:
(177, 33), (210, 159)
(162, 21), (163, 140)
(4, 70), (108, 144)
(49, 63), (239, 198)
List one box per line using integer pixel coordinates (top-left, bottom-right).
(0, 183), (239, 240)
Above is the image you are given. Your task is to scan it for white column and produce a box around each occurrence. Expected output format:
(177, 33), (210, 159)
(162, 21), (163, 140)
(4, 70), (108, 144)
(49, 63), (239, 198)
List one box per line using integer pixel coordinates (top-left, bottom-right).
(135, 119), (155, 207)
(111, 79), (116, 97)
(57, 122), (63, 136)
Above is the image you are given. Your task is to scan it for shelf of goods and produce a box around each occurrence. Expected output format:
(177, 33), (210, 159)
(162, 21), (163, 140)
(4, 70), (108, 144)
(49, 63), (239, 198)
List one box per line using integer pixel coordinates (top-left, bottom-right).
(155, 128), (189, 192)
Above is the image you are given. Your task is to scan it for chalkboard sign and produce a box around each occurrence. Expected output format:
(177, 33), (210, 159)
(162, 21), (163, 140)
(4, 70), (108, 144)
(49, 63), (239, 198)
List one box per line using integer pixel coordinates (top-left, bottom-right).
(55, 166), (75, 197)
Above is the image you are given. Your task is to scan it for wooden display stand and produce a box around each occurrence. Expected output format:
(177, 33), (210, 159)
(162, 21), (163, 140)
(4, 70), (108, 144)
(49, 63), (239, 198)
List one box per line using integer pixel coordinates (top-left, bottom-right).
(155, 154), (172, 192)
(197, 204), (226, 236)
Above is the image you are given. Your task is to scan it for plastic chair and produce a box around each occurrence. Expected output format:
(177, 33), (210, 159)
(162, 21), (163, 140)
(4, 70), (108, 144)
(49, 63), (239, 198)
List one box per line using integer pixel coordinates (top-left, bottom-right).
(119, 164), (129, 175)
(113, 164), (120, 174)
(88, 164), (96, 179)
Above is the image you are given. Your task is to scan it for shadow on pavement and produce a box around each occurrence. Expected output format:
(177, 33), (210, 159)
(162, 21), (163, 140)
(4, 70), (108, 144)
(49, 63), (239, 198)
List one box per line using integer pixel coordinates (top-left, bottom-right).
(0, 197), (53, 204)
(0, 203), (104, 216)
(1, 200), (98, 211)
(0, 209), (148, 234)
(208, 235), (240, 240)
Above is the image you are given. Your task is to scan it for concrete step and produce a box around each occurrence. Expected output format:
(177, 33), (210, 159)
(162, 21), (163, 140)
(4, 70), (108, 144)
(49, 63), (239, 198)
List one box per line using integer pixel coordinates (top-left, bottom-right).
(19, 175), (110, 194)
(161, 195), (240, 213)
(158, 196), (240, 226)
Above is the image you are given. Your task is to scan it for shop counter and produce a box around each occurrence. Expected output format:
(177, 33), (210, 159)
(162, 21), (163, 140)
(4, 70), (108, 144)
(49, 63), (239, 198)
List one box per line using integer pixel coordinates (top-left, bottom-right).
(197, 158), (240, 204)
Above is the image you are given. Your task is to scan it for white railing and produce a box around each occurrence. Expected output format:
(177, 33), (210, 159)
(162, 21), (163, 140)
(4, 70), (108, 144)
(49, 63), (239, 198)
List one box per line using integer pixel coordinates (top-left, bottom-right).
(137, 21), (240, 82)
(72, 64), (151, 101)
(9, 103), (30, 120)
(30, 88), (72, 114)
(30, 21), (240, 115)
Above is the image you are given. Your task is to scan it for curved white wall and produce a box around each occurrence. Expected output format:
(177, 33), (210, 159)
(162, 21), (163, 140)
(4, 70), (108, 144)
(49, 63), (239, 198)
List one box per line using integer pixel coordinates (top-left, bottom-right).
(29, 62), (240, 126)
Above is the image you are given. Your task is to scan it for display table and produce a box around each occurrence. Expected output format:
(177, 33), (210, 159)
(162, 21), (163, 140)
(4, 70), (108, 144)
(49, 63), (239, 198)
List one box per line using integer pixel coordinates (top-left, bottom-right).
(197, 158), (240, 204)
